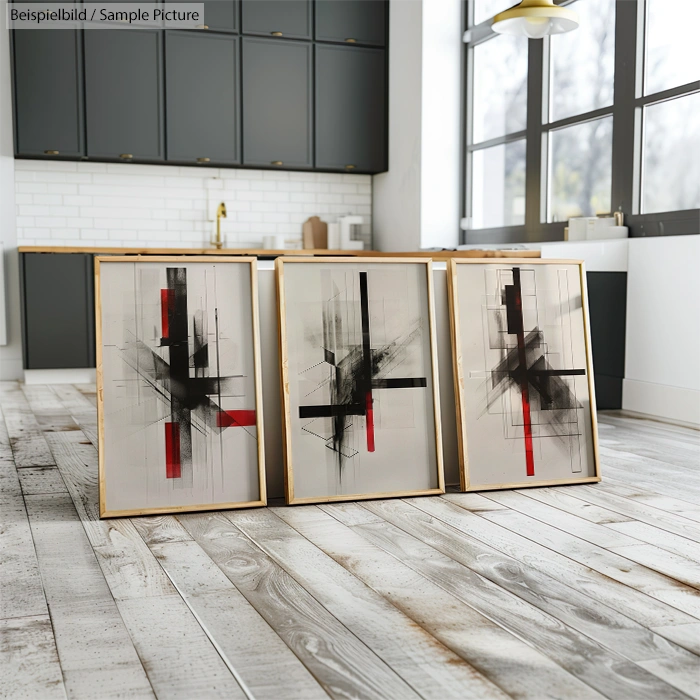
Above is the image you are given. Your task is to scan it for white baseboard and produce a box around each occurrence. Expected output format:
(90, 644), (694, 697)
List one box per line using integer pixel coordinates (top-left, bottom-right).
(24, 368), (96, 385)
(622, 378), (700, 428)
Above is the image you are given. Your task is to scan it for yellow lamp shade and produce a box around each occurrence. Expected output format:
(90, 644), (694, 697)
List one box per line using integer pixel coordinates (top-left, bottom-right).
(493, 0), (579, 38)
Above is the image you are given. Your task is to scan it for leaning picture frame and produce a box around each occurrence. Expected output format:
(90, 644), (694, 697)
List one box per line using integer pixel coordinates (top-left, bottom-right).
(277, 257), (445, 505)
(96, 256), (266, 517)
(447, 258), (601, 491)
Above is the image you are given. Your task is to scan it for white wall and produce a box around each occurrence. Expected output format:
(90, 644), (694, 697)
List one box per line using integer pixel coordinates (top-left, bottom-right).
(0, 3), (24, 380)
(373, 0), (462, 251)
(16, 161), (372, 248)
(624, 234), (700, 426)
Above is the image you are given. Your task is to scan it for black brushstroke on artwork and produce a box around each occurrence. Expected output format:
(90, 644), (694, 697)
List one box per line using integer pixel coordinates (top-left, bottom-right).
(299, 270), (428, 478)
(485, 266), (586, 442)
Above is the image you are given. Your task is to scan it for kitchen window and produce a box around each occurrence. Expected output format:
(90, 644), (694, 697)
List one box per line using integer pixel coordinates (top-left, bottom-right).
(463, 0), (700, 242)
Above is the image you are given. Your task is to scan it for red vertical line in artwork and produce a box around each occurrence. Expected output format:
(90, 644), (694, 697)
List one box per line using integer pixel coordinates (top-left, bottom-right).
(160, 288), (173, 338)
(359, 272), (375, 452)
(217, 410), (257, 427)
(512, 268), (535, 477)
(165, 422), (181, 478)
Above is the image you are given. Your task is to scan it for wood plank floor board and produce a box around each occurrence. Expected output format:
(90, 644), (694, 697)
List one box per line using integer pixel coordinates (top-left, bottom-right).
(477, 507), (700, 620)
(0, 615), (66, 700)
(149, 538), (336, 699)
(651, 622), (700, 656)
(230, 507), (512, 700)
(356, 502), (692, 700)
(16, 466), (68, 496)
(23, 493), (154, 698)
(115, 595), (248, 699)
(606, 520), (700, 565)
(50, 384), (96, 414)
(530, 485), (700, 544)
(131, 515), (193, 546)
(177, 511), (423, 700)
(68, 411), (98, 449)
(485, 490), (700, 586)
(593, 479), (700, 524)
(45, 430), (177, 600)
(0, 384), (55, 467)
(275, 504), (607, 700)
(440, 492), (699, 629)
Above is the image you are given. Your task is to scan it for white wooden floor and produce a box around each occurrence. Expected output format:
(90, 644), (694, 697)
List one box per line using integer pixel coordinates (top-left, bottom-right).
(2, 381), (700, 700)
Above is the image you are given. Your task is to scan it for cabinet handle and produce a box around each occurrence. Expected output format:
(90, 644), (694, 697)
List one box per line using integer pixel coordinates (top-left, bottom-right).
(271, 160), (283, 166)
(44, 150), (59, 155)
(196, 24), (209, 29)
(119, 153), (133, 160)
(345, 38), (357, 43)
(197, 157), (211, 163)
(345, 164), (356, 170)
(271, 31), (283, 36)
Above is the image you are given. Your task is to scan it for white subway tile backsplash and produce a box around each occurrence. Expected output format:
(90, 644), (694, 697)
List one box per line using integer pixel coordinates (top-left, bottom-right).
(15, 160), (373, 248)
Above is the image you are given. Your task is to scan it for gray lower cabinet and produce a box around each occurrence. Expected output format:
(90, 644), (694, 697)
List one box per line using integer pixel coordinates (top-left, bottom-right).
(176, 1), (238, 32)
(315, 44), (386, 173)
(12, 29), (84, 158)
(241, 0), (312, 39)
(84, 29), (165, 161)
(242, 38), (313, 168)
(165, 32), (239, 165)
(21, 254), (95, 370)
(315, 0), (387, 47)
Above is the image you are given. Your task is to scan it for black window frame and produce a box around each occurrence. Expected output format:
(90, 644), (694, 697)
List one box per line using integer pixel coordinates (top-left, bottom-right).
(462, 0), (700, 244)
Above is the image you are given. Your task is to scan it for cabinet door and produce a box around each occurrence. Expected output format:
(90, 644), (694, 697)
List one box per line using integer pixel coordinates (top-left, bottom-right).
(84, 29), (164, 161)
(12, 29), (84, 158)
(166, 32), (239, 164)
(242, 38), (312, 168)
(315, 45), (386, 173)
(241, 0), (311, 39)
(202, 0), (238, 32)
(315, 0), (387, 47)
(21, 254), (95, 370)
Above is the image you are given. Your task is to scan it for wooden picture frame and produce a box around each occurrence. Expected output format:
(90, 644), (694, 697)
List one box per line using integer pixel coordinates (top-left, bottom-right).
(96, 256), (266, 517)
(277, 257), (445, 504)
(447, 258), (601, 492)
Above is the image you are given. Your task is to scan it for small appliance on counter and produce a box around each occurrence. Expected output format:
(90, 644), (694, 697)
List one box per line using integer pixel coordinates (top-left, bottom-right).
(566, 211), (628, 241)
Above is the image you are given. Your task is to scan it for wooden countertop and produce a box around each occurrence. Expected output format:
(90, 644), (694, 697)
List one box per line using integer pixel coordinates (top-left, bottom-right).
(18, 246), (541, 259)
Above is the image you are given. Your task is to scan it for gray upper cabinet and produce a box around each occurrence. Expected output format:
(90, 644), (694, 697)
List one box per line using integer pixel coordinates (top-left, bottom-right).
(315, 44), (386, 173)
(241, 0), (311, 39)
(202, 0), (239, 32)
(242, 38), (312, 168)
(166, 32), (239, 165)
(12, 29), (84, 158)
(84, 29), (164, 161)
(315, 0), (387, 47)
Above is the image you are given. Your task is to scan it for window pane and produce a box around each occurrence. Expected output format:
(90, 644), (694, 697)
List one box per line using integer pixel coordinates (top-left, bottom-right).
(474, 0), (514, 26)
(550, 0), (615, 122)
(642, 93), (700, 213)
(473, 35), (528, 143)
(548, 117), (613, 222)
(645, 0), (700, 95)
(471, 140), (526, 229)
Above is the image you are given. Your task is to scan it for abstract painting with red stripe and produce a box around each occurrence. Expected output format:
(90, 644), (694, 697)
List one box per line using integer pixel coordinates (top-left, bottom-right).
(454, 262), (597, 490)
(99, 260), (262, 515)
(283, 262), (441, 502)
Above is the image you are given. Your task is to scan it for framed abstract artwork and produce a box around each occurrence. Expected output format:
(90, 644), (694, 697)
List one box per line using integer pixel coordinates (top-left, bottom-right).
(277, 258), (444, 504)
(448, 259), (600, 491)
(96, 257), (265, 517)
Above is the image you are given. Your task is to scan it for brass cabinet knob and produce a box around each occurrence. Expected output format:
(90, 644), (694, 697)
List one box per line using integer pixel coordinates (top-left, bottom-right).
(345, 164), (356, 170)
(271, 31), (283, 36)
(197, 157), (211, 163)
(271, 160), (283, 166)
(196, 24), (209, 29)
(345, 38), (357, 43)
(44, 150), (59, 155)
(119, 153), (133, 159)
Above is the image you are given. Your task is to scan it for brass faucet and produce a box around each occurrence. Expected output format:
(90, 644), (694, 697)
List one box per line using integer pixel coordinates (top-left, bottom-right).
(212, 202), (227, 249)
